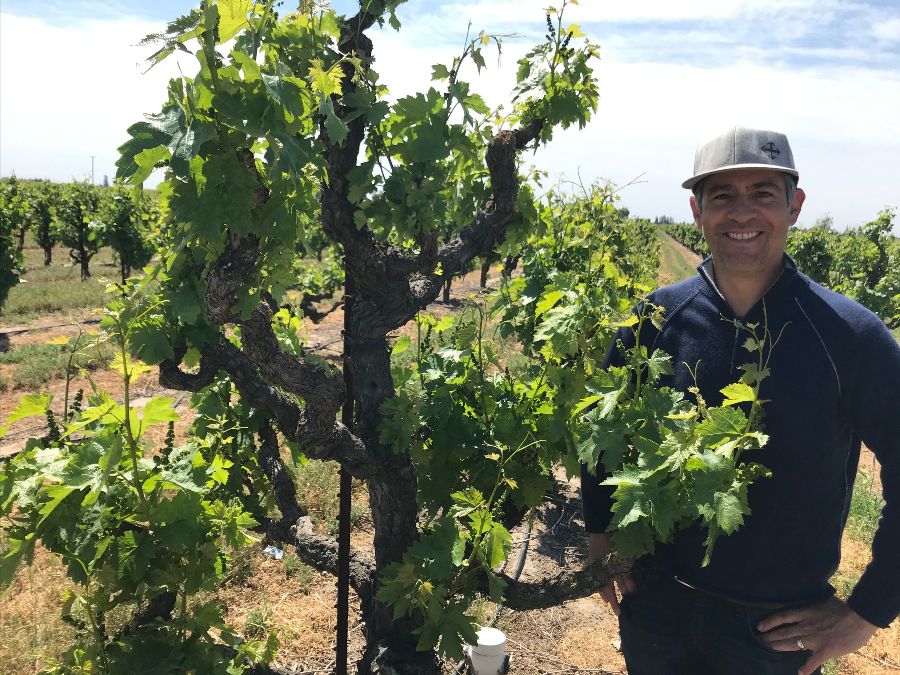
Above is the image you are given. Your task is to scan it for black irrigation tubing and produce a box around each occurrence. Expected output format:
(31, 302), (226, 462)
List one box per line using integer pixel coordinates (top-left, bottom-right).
(450, 510), (535, 675)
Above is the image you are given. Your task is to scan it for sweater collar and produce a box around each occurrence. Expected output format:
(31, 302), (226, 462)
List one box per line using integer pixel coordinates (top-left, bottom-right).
(697, 253), (799, 312)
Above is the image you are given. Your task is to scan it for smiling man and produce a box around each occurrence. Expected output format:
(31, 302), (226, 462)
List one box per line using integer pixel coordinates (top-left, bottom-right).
(581, 127), (900, 674)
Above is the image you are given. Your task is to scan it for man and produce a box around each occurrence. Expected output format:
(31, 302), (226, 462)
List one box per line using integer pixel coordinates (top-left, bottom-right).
(581, 126), (899, 675)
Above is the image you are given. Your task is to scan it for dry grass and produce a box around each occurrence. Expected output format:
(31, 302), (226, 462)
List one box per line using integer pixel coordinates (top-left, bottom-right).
(215, 550), (365, 671)
(0, 544), (77, 673)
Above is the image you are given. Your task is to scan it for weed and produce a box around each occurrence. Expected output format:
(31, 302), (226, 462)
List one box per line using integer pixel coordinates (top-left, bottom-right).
(225, 545), (256, 587)
(829, 570), (859, 599)
(1, 277), (109, 325)
(291, 459), (370, 535)
(846, 470), (885, 544)
(243, 606), (273, 640)
(0, 337), (115, 389)
(282, 553), (314, 590)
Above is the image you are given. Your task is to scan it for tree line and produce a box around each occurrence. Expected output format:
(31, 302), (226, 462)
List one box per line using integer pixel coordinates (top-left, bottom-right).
(0, 177), (160, 305)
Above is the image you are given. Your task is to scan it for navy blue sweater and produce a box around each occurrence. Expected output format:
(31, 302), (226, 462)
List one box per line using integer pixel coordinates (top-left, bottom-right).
(581, 257), (900, 628)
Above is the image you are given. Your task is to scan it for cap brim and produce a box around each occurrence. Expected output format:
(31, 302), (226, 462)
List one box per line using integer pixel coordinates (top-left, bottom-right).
(682, 164), (799, 190)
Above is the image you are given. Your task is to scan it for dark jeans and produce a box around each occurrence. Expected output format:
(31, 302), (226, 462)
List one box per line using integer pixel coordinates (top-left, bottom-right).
(619, 569), (821, 675)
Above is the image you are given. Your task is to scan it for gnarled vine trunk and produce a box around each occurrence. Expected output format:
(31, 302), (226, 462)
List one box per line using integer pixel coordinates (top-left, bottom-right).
(134, 2), (604, 671)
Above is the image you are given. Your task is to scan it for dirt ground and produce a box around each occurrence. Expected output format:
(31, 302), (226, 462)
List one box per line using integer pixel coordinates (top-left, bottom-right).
(1, 265), (898, 674)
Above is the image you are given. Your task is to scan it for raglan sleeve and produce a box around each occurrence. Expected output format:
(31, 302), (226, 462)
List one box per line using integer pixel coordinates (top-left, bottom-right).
(844, 314), (900, 628)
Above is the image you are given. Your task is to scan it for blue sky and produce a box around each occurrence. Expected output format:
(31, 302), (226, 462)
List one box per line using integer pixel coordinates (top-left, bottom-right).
(2, 0), (899, 230)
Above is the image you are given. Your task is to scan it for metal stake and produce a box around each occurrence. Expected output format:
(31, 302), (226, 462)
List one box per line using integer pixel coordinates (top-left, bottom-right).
(336, 270), (354, 675)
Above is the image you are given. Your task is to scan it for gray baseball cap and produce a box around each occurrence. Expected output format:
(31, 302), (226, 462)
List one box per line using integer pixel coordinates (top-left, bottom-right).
(682, 126), (799, 190)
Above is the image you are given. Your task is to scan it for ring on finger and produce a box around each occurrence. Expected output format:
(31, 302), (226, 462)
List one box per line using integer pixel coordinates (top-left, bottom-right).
(796, 638), (806, 650)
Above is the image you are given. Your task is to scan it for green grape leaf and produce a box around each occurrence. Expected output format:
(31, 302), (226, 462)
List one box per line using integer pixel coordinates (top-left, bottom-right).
(129, 321), (174, 365)
(169, 284), (203, 324)
(6, 393), (53, 425)
(308, 60), (343, 97)
(431, 63), (450, 81)
(534, 289), (564, 316)
(485, 521), (512, 568)
(0, 536), (36, 588)
(535, 302), (581, 355)
(644, 348), (673, 381)
(695, 406), (747, 448)
(649, 479), (681, 542)
(415, 603), (478, 660)
(577, 422), (628, 475)
(401, 119), (449, 163)
(713, 487), (748, 534)
(720, 382), (755, 407)
(610, 520), (655, 558)
(141, 397), (179, 428)
(603, 466), (650, 529)
(321, 98), (349, 145)
(215, 0), (252, 43)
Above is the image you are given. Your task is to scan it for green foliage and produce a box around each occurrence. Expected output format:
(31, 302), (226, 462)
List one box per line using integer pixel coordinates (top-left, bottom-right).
(53, 182), (103, 281)
(105, 0), (602, 664)
(846, 469), (885, 544)
(378, 184), (662, 656)
(661, 221), (708, 257)
(7, 179), (64, 267)
(578, 308), (778, 563)
(0, 293), (275, 673)
(792, 211), (900, 327)
(513, 5), (600, 143)
(0, 337), (114, 390)
(0, 176), (27, 307)
(95, 189), (158, 284)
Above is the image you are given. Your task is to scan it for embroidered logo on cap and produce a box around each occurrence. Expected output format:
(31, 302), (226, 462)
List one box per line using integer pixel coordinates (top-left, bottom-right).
(760, 142), (780, 160)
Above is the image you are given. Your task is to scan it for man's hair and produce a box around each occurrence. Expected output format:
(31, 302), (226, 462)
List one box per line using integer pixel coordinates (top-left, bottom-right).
(692, 174), (798, 213)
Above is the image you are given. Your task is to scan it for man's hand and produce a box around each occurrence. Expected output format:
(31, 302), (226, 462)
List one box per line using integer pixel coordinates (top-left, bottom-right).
(756, 596), (878, 675)
(588, 532), (636, 616)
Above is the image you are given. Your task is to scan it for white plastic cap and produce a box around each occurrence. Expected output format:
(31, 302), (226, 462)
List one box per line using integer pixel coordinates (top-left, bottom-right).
(471, 627), (507, 657)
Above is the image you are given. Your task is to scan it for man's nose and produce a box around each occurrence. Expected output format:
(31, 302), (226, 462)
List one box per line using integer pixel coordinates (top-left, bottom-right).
(728, 197), (757, 222)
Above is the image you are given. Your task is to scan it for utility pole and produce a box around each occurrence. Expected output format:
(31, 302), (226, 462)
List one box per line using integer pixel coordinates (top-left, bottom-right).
(90, 156), (95, 184)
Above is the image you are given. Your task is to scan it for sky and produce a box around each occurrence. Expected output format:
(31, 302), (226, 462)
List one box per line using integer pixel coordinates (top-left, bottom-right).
(1, 0), (899, 231)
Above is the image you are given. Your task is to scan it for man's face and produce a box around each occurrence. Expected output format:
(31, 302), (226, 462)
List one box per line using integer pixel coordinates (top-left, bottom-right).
(690, 169), (805, 283)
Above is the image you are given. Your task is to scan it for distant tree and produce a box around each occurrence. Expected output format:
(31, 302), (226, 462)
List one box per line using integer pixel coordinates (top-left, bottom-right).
(54, 182), (101, 280)
(29, 181), (59, 266)
(96, 188), (156, 283)
(0, 177), (25, 310)
(814, 214), (834, 230)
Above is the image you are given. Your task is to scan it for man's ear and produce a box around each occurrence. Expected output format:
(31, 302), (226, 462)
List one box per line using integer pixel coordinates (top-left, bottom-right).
(690, 194), (702, 228)
(789, 188), (806, 225)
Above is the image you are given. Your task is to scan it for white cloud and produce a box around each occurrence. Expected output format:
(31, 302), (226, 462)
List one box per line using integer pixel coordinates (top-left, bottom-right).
(2, 4), (897, 232)
(872, 17), (900, 42)
(529, 60), (900, 227)
(0, 12), (192, 183)
(435, 0), (827, 27)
